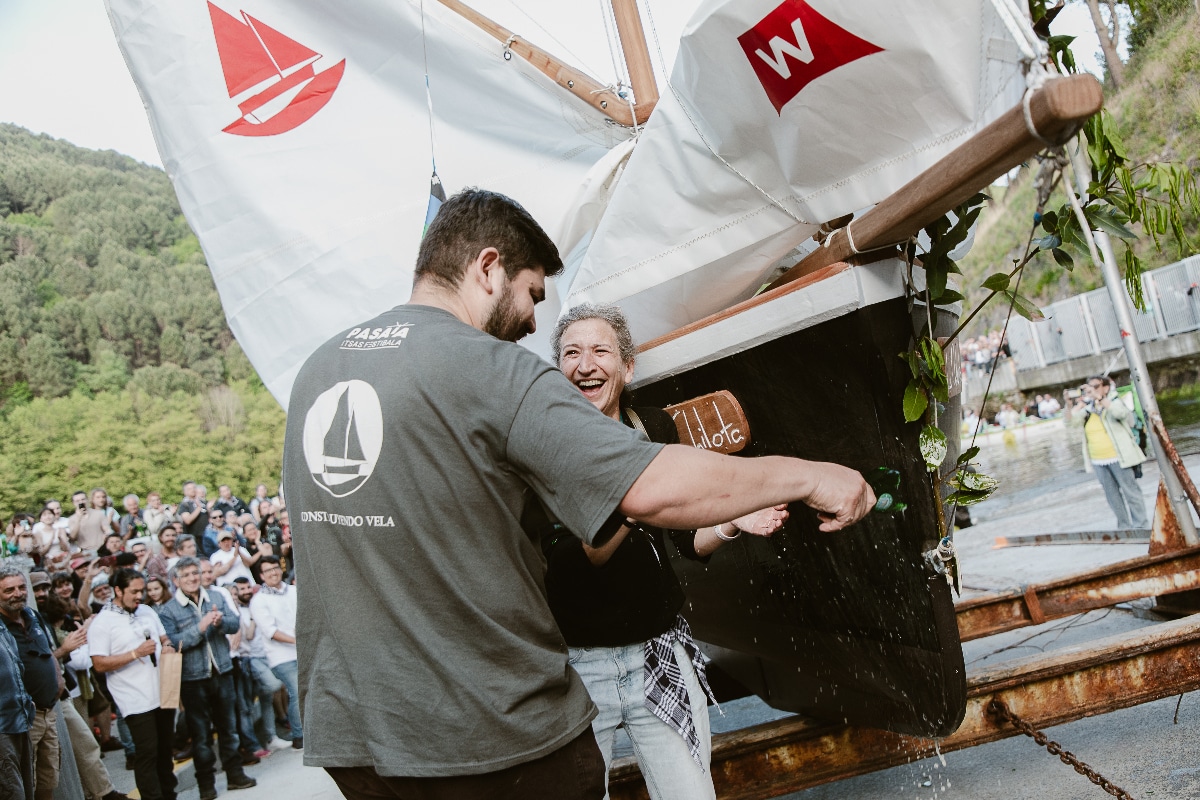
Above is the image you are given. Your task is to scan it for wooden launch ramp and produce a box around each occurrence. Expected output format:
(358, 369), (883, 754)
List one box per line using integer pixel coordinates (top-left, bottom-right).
(611, 539), (1200, 799)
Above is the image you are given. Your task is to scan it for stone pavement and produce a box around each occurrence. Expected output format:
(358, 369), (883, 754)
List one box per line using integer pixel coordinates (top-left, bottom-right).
(102, 742), (339, 800)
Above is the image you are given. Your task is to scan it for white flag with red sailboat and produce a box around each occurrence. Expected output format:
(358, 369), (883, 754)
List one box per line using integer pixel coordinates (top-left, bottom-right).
(104, 0), (628, 407)
(561, 0), (1036, 345)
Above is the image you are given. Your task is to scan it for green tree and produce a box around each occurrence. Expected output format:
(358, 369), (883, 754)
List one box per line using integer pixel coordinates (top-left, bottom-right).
(21, 334), (75, 398)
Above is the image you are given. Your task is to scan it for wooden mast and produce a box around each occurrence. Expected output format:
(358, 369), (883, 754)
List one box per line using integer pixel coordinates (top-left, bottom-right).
(610, 0), (659, 111)
(434, 0), (655, 127)
(766, 73), (1104, 291)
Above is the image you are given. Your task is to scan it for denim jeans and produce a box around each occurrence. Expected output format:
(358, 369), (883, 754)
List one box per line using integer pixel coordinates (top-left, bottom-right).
(179, 672), (245, 789)
(232, 661), (262, 752)
(124, 708), (176, 800)
(245, 657), (283, 744)
(270, 660), (302, 740)
(1093, 461), (1150, 529)
(568, 641), (714, 800)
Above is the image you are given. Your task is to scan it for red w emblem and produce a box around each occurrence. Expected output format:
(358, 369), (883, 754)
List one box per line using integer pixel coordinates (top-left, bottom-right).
(738, 0), (883, 114)
(208, 2), (346, 136)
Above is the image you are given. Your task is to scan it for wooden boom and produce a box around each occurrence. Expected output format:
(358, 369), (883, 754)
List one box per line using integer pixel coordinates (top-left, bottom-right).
(435, 0), (656, 127)
(766, 73), (1104, 291)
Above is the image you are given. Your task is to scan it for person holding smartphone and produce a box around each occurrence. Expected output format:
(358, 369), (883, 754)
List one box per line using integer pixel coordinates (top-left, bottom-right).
(69, 489), (119, 555)
(1075, 376), (1149, 530)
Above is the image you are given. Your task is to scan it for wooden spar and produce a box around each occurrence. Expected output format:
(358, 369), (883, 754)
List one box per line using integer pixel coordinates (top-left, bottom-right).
(766, 73), (1104, 291)
(609, 0), (659, 110)
(434, 0), (653, 127)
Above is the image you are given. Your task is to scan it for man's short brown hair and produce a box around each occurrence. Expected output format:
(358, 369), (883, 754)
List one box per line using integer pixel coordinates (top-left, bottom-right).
(414, 188), (563, 290)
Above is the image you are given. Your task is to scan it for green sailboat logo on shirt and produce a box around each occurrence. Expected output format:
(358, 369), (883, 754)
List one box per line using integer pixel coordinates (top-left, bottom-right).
(302, 380), (384, 497)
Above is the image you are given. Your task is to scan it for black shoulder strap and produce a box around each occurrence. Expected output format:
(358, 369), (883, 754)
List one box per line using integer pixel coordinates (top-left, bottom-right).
(627, 406), (680, 445)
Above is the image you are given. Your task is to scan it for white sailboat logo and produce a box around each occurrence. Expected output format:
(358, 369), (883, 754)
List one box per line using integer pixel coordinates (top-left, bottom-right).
(302, 380), (384, 497)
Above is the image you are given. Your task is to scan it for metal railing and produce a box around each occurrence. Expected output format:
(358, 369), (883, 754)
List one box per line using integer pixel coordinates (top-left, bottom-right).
(1001, 255), (1200, 371)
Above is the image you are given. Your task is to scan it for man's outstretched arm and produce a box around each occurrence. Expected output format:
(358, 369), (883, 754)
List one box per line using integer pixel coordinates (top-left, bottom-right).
(618, 445), (875, 533)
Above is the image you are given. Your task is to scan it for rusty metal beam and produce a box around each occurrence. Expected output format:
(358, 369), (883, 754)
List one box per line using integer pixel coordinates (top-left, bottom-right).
(609, 616), (1200, 800)
(955, 544), (1200, 641)
(993, 529), (1150, 547)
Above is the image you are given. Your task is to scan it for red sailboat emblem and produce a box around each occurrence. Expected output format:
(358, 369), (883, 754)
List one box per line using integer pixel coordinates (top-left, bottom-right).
(208, 2), (346, 136)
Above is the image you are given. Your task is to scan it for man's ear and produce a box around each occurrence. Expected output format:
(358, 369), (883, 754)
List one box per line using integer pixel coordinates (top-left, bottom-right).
(471, 247), (504, 295)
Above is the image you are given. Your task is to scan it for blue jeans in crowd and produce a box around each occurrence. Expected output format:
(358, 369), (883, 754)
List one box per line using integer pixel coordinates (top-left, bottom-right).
(232, 660), (263, 752)
(115, 710), (136, 758)
(246, 657), (283, 744)
(1093, 461), (1149, 529)
(179, 672), (246, 790)
(270, 660), (302, 741)
(568, 640), (714, 800)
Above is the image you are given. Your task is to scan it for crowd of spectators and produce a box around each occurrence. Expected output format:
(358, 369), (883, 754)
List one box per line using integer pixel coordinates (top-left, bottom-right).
(961, 330), (1012, 376)
(962, 392), (1066, 434)
(1, 480), (298, 800)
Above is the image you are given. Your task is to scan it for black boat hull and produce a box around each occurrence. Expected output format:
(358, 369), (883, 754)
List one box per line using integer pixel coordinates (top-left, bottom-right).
(633, 294), (965, 737)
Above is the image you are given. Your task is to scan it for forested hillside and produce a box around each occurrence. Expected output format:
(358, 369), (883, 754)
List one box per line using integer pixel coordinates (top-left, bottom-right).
(0, 124), (284, 511)
(961, 6), (1200, 329)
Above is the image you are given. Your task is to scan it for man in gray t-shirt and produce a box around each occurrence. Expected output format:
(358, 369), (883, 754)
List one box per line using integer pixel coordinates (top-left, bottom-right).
(284, 189), (875, 798)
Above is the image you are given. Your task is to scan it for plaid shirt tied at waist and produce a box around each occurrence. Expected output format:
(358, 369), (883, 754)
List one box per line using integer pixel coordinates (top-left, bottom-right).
(643, 614), (718, 767)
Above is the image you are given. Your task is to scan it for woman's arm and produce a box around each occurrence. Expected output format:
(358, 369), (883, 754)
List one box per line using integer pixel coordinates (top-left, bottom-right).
(692, 504), (790, 557)
(580, 520), (637, 567)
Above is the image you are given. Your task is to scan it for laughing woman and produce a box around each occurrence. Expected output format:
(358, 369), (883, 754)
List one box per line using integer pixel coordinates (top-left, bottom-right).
(536, 303), (787, 800)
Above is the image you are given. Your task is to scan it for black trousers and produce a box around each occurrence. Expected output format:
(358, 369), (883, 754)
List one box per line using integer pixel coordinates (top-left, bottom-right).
(180, 673), (244, 789)
(125, 708), (177, 800)
(326, 728), (605, 800)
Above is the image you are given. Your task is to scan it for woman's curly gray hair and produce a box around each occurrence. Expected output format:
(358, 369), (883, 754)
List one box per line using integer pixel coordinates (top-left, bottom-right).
(551, 303), (637, 367)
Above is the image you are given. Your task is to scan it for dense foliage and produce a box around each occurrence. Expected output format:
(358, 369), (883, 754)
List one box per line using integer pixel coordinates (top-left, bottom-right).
(0, 124), (284, 512)
(961, 9), (1200, 330)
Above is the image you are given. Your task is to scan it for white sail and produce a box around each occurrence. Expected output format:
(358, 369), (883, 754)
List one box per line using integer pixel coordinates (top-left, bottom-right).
(562, 0), (1033, 345)
(104, 0), (630, 407)
(107, 0), (1036, 403)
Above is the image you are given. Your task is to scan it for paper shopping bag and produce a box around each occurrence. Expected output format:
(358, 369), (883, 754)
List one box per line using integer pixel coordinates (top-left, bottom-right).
(159, 651), (183, 710)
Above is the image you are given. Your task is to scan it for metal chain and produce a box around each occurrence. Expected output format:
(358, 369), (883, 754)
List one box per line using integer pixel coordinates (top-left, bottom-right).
(988, 700), (1136, 799)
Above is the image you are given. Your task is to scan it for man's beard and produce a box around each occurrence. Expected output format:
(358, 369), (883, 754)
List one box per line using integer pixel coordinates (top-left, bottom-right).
(482, 282), (529, 343)
(0, 597), (24, 616)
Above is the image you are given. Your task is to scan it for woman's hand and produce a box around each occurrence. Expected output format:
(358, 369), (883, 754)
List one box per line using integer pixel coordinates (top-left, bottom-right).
(731, 504), (789, 537)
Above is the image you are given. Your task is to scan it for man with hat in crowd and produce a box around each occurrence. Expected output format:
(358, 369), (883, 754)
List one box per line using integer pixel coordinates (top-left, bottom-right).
(89, 574), (112, 616)
(26, 574), (51, 611)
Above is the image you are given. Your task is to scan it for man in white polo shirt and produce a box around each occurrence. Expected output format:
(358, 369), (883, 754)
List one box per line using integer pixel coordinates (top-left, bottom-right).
(248, 557), (300, 749)
(88, 568), (176, 800)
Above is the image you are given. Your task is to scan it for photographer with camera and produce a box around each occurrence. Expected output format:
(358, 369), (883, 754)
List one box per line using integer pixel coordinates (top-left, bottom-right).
(1074, 376), (1149, 530)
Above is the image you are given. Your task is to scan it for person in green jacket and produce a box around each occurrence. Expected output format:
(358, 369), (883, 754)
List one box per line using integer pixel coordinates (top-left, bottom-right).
(1079, 376), (1149, 529)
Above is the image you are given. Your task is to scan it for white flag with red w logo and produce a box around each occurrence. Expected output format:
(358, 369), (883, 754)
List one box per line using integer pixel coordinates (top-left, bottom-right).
(563, 0), (1035, 345)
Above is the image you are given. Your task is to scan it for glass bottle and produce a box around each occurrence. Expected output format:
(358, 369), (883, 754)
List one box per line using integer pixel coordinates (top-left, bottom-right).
(869, 467), (907, 514)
